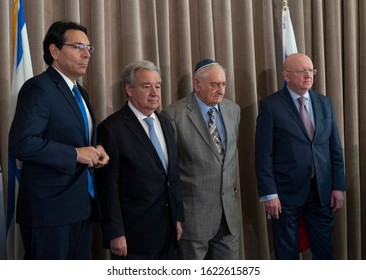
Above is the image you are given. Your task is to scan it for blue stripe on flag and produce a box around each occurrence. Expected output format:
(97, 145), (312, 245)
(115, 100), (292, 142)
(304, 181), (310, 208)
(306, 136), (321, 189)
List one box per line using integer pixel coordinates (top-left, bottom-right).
(16, 1), (26, 67)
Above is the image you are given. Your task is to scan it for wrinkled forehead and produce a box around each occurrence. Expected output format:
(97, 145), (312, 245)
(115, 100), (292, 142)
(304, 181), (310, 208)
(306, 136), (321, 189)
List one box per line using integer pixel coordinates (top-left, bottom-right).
(201, 65), (226, 81)
(135, 69), (161, 82)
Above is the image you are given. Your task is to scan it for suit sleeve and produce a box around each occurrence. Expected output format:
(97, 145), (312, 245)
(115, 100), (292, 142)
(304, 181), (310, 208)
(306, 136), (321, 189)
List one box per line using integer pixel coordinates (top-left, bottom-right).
(169, 149), (185, 223)
(166, 119), (185, 222)
(96, 122), (125, 242)
(255, 100), (278, 197)
(9, 79), (77, 173)
(328, 102), (347, 191)
(160, 109), (177, 140)
(159, 113), (184, 222)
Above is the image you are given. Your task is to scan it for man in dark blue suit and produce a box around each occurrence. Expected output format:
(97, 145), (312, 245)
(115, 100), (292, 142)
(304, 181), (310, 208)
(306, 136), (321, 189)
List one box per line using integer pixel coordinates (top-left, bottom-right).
(255, 53), (346, 259)
(9, 21), (109, 259)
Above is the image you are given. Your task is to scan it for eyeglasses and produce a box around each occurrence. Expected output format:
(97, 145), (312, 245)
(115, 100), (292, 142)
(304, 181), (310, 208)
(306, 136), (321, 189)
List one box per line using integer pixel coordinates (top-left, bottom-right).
(286, 68), (317, 76)
(62, 43), (94, 53)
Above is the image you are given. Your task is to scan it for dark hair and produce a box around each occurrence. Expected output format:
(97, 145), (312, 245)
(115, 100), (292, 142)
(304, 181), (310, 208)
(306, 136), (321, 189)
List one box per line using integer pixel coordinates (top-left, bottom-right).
(43, 21), (87, 65)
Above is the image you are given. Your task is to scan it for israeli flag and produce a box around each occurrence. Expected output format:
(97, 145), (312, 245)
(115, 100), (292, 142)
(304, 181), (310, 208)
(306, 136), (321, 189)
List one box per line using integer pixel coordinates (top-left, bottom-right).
(7, 0), (33, 259)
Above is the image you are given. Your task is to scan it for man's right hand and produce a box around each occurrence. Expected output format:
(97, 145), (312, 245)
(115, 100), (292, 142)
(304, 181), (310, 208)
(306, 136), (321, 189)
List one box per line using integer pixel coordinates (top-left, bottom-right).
(76, 146), (101, 167)
(264, 197), (282, 220)
(110, 236), (127, 257)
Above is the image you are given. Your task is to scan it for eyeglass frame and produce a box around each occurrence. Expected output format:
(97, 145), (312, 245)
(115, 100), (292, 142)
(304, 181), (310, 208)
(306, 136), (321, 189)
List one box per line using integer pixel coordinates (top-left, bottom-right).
(61, 43), (95, 53)
(285, 68), (317, 76)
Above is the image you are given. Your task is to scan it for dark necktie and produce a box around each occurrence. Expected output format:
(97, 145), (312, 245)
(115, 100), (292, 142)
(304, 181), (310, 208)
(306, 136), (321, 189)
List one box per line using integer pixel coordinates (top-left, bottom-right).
(208, 108), (225, 162)
(144, 117), (167, 171)
(72, 85), (95, 198)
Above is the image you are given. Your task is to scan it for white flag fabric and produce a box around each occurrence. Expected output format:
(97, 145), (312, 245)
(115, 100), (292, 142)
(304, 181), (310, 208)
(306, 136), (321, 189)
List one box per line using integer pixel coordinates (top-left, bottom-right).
(282, 5), (298, 62)
(7, 0), (33, 260)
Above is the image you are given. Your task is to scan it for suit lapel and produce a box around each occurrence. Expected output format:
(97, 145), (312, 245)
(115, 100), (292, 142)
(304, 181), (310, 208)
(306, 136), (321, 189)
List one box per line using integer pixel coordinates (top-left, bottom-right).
(309, 90), (321, 139)
(77, 83), (97, 144)
(47, 67), (89, 145)
(219, 100), (234, 165)
(280, 88), (312, 141)
(158, 114), (174, 175)
(187, 93), (223, 162)
(122, 104), (167, 173)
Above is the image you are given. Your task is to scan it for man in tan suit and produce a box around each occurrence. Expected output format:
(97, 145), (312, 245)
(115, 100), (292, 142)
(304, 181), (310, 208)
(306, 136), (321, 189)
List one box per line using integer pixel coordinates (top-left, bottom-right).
(162, 59), (241, 259)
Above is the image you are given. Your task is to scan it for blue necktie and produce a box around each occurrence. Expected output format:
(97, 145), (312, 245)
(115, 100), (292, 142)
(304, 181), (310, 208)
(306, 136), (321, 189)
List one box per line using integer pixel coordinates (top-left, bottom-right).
(144, 117), (167, 171)
(73, 85), (95, 198)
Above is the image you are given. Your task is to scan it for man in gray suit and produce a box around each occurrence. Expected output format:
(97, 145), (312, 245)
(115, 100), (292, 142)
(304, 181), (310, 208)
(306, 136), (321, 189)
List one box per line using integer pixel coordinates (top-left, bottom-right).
(162, 59), (241, 259)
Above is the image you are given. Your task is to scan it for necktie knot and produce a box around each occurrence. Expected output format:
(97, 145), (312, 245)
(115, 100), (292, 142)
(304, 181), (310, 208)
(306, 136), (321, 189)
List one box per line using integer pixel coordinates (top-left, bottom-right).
(298, 96), (306, 107)
(144, 116), (154, 128)
(73, 84), (81, 96)
(208, 107), (215, 118)
(298, 96), (304, 105)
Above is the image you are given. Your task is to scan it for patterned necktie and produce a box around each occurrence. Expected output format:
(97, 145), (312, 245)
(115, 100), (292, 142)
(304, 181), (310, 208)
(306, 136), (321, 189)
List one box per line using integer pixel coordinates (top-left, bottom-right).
(72, 85), (95, 198)
(298, 96), (314, 140)
(144, 117), (167, 171)
(208, 108), (225, 162)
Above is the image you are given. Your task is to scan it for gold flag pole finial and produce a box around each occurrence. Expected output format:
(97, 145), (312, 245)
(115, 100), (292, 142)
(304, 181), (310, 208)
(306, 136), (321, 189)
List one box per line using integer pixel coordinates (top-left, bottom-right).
(283, 0), (288, 10)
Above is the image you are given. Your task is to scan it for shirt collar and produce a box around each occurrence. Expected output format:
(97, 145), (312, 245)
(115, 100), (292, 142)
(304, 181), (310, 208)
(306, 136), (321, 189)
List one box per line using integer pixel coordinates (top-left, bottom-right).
(194, 92), (219, 115)
(128, 101), (157, 122)
(52, 66), (75, 91)
(287, 87), (310, 103)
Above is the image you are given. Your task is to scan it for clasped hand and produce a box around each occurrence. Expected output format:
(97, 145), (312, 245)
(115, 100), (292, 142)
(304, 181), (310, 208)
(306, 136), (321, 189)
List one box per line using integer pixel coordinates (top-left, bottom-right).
(76, 145), (109, 168)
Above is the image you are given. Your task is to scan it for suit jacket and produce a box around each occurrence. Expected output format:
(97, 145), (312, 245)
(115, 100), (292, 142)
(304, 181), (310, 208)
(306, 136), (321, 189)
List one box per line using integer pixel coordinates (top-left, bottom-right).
(9, 66), (98, 228)
(95, 103), (184, 254)
(162, 92), (241, 240)
(255, 87), (346, 206)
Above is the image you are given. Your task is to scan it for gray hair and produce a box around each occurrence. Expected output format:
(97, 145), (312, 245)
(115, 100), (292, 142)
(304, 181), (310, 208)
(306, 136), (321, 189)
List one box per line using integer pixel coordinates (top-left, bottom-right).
(121, 60), (160, 91)
(194, 63), (225, 80)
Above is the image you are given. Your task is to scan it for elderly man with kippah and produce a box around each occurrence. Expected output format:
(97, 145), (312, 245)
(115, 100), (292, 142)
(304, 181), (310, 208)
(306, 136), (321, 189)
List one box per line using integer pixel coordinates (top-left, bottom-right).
(162, 59), (241, 259)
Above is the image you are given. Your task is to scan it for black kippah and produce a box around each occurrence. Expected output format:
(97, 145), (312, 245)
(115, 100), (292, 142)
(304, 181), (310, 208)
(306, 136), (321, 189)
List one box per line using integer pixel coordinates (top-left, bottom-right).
(194, 58), (218, 74)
